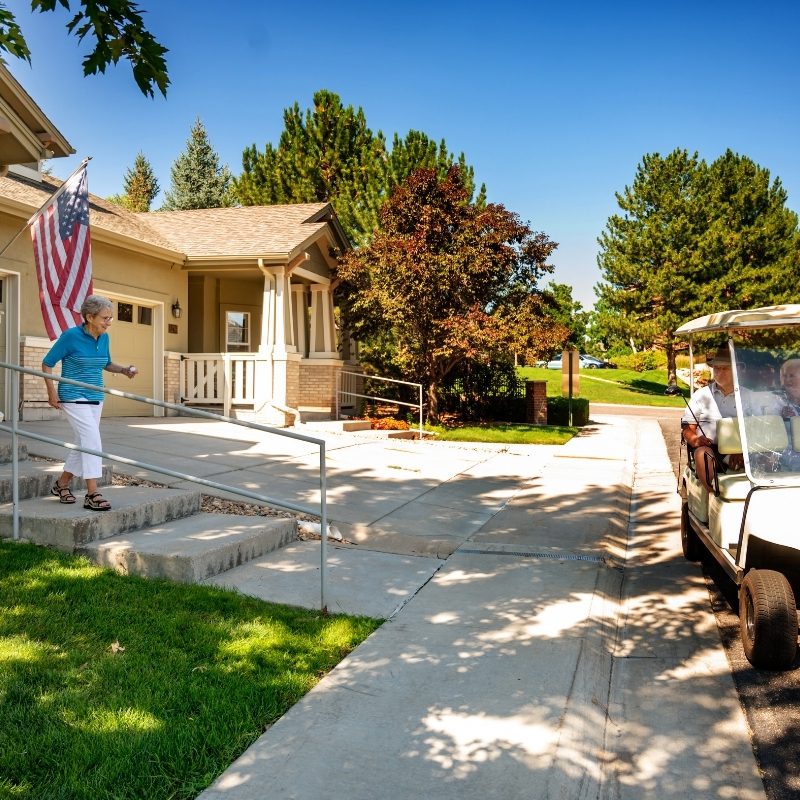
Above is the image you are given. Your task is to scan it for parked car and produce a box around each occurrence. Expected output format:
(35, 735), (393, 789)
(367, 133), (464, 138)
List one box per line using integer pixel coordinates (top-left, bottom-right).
(546, 354), (616, 369)
(676, 303), (800, 670)
(582, 354), (617, 369)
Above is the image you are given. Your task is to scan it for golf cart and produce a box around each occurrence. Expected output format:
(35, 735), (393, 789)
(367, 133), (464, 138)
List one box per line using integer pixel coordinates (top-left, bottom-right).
(676, 304), (800, 670)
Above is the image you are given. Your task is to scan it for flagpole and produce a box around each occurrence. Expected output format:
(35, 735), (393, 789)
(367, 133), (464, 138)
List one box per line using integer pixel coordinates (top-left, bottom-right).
(0, 156), (92, 261)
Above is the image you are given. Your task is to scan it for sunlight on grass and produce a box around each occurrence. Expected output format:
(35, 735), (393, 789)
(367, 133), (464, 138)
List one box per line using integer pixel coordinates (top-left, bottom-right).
(428, 423), (576, 445)
(0, 540), (381, 799)
(518, 366), (687, 407)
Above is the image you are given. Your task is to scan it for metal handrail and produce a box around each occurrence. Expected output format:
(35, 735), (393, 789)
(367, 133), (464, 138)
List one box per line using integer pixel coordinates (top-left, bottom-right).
(0, 362), (331, 612)
(336, 370), (423, 439)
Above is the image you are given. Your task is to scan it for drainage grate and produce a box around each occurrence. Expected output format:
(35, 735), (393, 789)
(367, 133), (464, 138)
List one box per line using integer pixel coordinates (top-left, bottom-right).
(458, 548), (605, 564)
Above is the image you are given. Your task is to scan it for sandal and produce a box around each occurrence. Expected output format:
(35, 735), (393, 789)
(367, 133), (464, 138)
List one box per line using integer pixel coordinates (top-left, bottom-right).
(84, 492), (111, 511)
(51, 481), (76, 504)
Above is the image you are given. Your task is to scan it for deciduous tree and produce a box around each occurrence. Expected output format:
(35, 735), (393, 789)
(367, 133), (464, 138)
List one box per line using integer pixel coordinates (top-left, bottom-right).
(336, 166), (557, 420)
(161, 118), (232, 210)
(0, 1), (169, 97)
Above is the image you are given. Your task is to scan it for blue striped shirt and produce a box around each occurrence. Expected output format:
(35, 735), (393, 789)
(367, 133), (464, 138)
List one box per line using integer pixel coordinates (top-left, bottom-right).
(43, 325), (111, 402)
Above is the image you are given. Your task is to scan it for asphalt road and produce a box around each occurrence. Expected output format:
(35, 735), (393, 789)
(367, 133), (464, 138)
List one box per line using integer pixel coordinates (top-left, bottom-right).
(595, 403), (800, 800)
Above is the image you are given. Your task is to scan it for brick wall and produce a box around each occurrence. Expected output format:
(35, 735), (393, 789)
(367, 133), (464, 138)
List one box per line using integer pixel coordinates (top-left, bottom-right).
(525, 380), (548, 424)
(286, 358), (300, 409)
(298, 360), (343, 410)
(20, 338), (59, 420)
(164, 352), (181, 414)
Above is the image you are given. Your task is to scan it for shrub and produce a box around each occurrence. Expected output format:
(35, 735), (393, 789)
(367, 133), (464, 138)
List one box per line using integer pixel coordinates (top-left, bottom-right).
(612, 350), (666, 372)
(547, 396), (589, 426)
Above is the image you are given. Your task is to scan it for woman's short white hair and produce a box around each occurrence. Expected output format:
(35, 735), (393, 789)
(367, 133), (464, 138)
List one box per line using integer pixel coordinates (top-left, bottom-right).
(80, 294), (113, 319)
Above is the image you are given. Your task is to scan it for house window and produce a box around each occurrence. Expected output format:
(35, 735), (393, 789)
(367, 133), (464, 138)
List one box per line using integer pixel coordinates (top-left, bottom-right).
(117, 302), (133, 323)
(138, 306), (152, 326)
(226, 311), (250, 352)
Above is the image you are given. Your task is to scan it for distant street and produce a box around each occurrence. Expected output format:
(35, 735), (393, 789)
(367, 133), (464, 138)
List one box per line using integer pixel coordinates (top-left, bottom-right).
(593, 403), (800, 800)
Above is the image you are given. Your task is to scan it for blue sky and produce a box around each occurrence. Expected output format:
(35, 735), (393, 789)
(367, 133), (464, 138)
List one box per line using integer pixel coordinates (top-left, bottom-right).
(6, 0), (800, 308)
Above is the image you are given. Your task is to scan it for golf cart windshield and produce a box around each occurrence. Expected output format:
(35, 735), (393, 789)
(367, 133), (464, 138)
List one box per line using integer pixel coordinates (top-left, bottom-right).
(732, 339), (800, 487)
(675, 304), (800, 489)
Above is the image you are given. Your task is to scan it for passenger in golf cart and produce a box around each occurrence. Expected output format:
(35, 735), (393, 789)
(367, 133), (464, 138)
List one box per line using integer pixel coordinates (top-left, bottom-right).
(681, 345), (750, 493)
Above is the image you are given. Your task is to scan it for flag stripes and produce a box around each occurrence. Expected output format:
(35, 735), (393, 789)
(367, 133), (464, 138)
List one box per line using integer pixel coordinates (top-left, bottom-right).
(30, 165), (93, 340)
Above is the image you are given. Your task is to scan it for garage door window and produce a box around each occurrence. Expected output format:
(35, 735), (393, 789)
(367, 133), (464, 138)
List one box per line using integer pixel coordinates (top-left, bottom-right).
(226, 311), (250, 352)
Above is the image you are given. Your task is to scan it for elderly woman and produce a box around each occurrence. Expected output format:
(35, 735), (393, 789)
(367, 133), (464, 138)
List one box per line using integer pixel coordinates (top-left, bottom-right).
(42, 295), (137, 510)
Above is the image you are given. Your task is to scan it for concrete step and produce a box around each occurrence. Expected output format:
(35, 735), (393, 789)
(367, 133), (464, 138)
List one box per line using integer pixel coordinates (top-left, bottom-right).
(78, 514), (297, 582)
(0, 442), (28, 463)
(0, 485), (202, 551)
(0, 460), (113, 502)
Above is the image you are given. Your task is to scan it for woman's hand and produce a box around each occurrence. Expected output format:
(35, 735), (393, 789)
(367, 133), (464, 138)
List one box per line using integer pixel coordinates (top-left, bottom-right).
(123, 365), (137, 380)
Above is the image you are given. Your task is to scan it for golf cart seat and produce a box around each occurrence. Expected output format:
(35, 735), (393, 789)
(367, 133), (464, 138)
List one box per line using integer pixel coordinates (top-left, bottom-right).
(715, 415), (789, 499)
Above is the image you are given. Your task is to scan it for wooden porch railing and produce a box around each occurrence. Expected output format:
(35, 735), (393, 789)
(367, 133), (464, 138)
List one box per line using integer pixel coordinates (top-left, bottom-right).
(179, 354), (257, 417)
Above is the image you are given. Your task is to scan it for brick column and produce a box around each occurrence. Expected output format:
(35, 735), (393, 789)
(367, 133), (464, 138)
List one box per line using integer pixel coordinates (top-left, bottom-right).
(525, 380), (547, 424)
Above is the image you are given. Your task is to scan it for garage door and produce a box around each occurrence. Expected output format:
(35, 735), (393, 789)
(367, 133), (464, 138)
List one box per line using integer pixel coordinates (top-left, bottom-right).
(104, 297), (155, 416)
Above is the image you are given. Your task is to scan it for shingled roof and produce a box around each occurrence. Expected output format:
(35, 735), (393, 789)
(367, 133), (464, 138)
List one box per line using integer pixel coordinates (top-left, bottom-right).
(0, 171), (181, 254)
(137, 204), (335, 259)
(0, 171), (349, 262)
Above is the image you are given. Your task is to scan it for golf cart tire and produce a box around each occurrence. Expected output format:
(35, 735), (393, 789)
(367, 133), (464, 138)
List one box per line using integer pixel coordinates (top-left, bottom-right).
(739, 569), (798, 670)
(680, 503), (702, 562)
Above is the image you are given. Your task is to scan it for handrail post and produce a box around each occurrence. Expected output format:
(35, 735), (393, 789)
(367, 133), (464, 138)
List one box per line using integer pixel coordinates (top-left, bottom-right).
(0, 360), (330, 611)
(419, 383), (423, 440)
(10, 368), (19, 540)
(319, 441), (327, 613)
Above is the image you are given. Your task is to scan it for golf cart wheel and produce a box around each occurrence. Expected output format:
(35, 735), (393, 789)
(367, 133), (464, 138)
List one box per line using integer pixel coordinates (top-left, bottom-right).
(739, 569), (798, 670)
(680, 503), (702, 562)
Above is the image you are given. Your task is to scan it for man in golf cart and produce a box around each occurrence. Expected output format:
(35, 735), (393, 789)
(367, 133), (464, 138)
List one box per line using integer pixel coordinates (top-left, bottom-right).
(681, 345), (749, 492)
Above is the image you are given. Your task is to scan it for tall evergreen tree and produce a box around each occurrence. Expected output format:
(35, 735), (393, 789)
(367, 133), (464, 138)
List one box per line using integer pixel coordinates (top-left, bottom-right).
(387, 131), (486, 205)
(232, 91), (485, 245)
(234, 90), (386, 245)
(161, 118), (232, 210)
(108, 152), (160, 212)
(596, 148), (800, 385)
(700, 150), (800, 305)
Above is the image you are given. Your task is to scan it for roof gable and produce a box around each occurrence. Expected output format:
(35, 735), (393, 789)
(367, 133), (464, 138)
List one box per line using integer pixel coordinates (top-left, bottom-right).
(0, 171), (351, 264)
(138, 203), (347, 260)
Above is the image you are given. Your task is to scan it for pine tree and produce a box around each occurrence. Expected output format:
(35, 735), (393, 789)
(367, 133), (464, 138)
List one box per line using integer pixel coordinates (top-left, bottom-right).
(596, 148), (800, 384)
(161, 118), (232, 210)
(107, 152), (160, 212)
(387, 131), (486, 205)
(232, 91), (485, 245)
(234, 90), (386, 245)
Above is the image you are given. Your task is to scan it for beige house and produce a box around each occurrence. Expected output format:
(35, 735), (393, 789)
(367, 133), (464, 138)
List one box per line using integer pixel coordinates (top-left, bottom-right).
(0, 64), (355, 426)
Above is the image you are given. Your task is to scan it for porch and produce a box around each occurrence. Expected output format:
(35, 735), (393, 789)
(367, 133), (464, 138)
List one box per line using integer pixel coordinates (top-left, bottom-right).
(175, 353), (361, 423)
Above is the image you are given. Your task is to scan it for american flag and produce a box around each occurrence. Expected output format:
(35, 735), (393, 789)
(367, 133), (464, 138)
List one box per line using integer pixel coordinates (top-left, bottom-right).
(30, 164), (93, 340)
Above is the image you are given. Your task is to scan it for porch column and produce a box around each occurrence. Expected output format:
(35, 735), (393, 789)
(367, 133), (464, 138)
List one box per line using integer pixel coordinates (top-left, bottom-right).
(292, 284), (309, 358)
(309, 284), (338, 358)
(264, 266), (295, 355)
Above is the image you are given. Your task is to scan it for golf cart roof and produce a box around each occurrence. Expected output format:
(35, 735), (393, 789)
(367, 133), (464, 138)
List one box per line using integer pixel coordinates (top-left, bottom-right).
(675, 304), (800, 335)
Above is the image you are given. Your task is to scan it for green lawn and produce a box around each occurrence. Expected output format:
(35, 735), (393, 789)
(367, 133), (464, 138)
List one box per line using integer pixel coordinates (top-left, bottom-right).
(517, 366), (688, 407)
(0, 541), (380, 800)
(428, 422), (576, 445)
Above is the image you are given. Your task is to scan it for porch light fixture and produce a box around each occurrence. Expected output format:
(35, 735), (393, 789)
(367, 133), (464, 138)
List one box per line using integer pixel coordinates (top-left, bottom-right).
(171, 299), (182, 319)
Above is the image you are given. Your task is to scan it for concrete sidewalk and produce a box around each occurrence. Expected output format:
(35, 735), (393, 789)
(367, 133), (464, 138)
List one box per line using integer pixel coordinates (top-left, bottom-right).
(19, 413), (765, 798)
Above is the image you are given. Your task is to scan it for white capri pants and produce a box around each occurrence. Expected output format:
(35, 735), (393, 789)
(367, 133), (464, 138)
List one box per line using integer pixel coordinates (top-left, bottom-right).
(61, 401), (104, 480)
